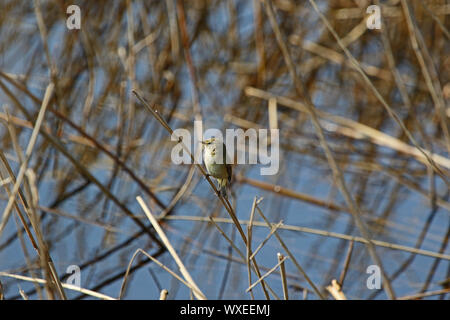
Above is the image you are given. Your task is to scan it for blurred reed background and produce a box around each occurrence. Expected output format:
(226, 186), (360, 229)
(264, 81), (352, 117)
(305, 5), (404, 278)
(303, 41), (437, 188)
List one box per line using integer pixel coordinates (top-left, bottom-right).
(0, 0), (449, 300)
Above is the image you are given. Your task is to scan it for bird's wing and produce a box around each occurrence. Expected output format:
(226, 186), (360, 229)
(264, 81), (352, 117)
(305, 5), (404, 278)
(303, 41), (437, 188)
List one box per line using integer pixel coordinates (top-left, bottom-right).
(223, 142), (232, 183)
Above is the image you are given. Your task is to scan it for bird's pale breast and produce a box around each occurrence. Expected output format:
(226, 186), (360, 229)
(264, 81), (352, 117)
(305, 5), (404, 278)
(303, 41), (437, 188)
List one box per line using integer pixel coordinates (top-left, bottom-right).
(204, 148), (229, 179)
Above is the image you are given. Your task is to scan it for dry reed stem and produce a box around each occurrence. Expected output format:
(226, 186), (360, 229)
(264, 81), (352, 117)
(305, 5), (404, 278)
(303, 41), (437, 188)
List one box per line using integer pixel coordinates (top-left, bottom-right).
(0, 152), (38, 249)
(0, 82), (66, 298)
(249, 221), (283, 260)
(400, 0), (450, 155)
(136, 196), (206, 300)
(307, 0), (448, 186)
(132, 90), (241, 236)
(0, 0), (446, 300)
(119, 248), (203, 299)
(0, 153), (44, 298)
(332, 5), (449, 20)
(237, 173), (347, 212)
(418, 2), (450, 39)
(38, 205), (123, 234)
(245, 87), (450, 172)
(326, 279), (347, 300)
(338, 240), (354, 287)
(254, 199), (325, 299)
(126, 248), (202, 298)
(159, 289), (169, 300)
(25, 169), (67, 300)
(267, 0), (397, 299)
(209, 217), (245, 261)
(0, 71), (170, 213)
(163, 216), (450, 261)
(33, 0), (57, 79)
(398, 288), (450, 300)
(246, 255), (288, 292)
(246, 198), (271, 299)
(157, 164), (196, 220)
(247, 197), (257, 299)
(0, 272), (115, 300)
(12, 104), (162, 242)
(246, 210), (255, 299)
(210, 215), (271, 300)
(18, 287), (29, 300)
(268, 98), (278, 130)
(176, 0), (202, 119)
(277, 253), (289, 300)
(133, 89), (275, 300)
(0, 83), (54, 237)
(0, 78), (159, 242)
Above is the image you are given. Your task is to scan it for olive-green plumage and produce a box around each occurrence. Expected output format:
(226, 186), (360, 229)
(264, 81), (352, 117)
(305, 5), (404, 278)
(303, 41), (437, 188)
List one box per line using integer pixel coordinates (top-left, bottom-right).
(202, 138), (232, 198)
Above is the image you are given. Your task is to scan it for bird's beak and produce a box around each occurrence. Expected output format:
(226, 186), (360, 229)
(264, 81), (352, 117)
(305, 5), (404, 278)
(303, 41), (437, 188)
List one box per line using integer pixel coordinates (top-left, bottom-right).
(200, 141), (206, 145)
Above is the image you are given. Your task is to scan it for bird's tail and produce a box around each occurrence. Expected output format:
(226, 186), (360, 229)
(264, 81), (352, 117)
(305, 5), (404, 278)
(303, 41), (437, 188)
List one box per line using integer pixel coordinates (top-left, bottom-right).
(217, 179), (228, 199)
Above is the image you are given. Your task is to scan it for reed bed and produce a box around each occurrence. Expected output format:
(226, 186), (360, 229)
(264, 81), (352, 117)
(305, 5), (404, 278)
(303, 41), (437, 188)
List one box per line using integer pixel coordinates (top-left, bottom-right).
(0, 0), (448, 300)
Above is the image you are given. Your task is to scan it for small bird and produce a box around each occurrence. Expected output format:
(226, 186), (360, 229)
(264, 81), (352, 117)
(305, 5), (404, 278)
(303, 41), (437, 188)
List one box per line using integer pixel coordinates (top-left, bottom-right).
(202, 138), (232, 198)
